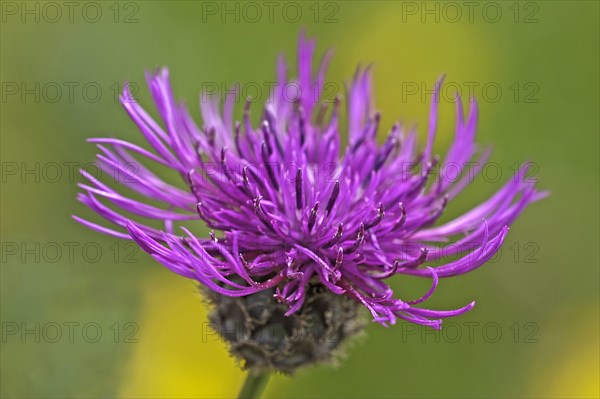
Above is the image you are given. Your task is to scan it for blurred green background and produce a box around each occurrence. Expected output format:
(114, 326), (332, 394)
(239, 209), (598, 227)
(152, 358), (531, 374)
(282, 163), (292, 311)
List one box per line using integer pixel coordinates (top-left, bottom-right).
(1, 1), (598, 398)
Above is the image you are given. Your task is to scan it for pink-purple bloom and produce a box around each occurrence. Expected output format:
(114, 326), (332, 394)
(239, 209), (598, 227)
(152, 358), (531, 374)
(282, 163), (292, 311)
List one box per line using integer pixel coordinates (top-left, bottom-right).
(75, 33), (544, 330)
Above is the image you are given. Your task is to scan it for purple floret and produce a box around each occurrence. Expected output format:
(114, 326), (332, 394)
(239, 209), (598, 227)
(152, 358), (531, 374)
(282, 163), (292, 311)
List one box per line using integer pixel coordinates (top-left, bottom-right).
(75, 32), (544, 329)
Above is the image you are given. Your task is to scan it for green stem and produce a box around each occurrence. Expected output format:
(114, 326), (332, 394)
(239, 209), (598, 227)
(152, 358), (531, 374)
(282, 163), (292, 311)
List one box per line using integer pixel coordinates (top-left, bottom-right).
(237, 372), (271, 399)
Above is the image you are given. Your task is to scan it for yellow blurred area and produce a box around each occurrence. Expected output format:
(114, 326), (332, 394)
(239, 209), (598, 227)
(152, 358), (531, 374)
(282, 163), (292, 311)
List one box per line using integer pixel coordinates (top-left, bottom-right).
(528, 306), (600, 398)
(118, 271), (246, 398)
(539, 349), (599, 397)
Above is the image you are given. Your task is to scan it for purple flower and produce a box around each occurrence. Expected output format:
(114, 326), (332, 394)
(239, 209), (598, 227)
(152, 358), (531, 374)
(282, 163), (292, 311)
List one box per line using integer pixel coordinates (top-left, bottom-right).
(75, 32), (544, 330)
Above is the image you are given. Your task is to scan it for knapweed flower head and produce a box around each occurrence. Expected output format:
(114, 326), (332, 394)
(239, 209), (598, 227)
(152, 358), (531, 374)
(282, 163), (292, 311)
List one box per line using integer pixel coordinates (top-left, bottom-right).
(75, 32), (543, 370)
